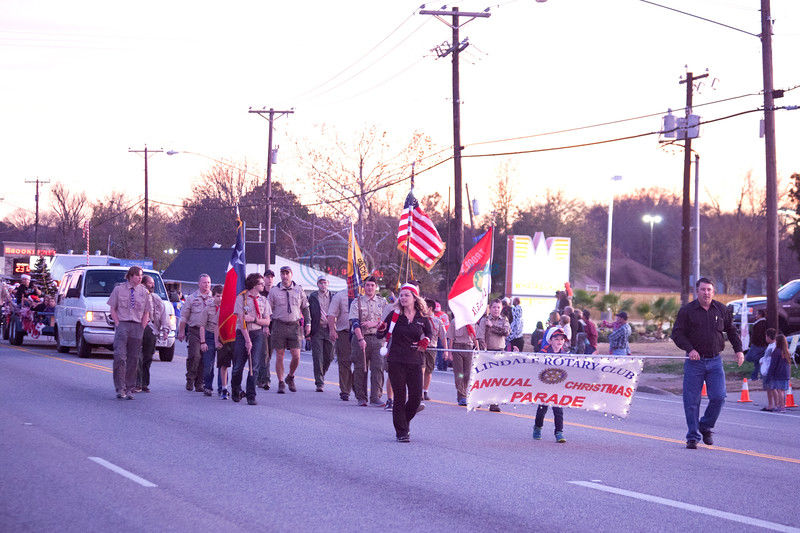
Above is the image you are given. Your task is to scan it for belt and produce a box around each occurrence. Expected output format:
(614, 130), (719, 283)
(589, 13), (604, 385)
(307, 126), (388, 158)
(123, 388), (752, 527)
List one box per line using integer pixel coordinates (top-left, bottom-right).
(275, 319), (299, 325)
(363, 333), (377, 337)
(700, 354), (719, 359)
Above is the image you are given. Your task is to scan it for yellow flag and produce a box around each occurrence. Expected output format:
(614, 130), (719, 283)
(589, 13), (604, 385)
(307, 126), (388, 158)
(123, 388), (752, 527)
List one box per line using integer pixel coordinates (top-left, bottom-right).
(347, 224), (369, 299)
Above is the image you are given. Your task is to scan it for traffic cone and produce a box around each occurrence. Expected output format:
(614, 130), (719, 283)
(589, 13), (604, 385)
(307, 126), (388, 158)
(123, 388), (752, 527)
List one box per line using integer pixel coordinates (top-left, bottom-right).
(786, 385), (797, 408)
(701, 382), (707, 397)
(737, 378), (752, 403)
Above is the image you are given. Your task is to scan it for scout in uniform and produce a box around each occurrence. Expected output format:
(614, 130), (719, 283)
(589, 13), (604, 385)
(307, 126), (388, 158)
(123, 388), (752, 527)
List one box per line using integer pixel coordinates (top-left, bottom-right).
(267, 266), (311, 394)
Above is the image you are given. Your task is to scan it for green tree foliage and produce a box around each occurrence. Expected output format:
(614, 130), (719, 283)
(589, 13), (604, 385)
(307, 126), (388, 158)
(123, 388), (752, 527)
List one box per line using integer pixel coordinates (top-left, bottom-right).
(32, 256), (56, 295)
(572, 289), (596, 309)
(593, 292), (633, 316)
(787, 173), (800, 263)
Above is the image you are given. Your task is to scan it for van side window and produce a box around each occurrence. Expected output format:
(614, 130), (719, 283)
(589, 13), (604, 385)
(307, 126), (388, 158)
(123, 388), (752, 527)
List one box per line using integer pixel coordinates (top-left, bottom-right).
(71, 275), (83, 293)
(59, 274), (72, 297)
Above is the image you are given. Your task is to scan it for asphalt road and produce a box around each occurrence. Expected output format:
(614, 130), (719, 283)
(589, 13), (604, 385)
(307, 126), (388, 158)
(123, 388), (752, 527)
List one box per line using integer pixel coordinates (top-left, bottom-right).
(2, 338), (799, 532)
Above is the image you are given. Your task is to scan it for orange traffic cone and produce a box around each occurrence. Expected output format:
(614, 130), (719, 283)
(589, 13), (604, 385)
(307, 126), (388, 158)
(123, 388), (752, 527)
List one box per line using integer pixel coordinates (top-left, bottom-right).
(701, 382), (707, 397)
(786, 385), (797, 408)
(737, 378), (752, 403)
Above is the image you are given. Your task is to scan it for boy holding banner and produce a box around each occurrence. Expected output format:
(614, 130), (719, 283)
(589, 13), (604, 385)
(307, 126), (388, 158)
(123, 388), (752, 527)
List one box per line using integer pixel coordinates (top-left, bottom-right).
(533, 327), (569, 443)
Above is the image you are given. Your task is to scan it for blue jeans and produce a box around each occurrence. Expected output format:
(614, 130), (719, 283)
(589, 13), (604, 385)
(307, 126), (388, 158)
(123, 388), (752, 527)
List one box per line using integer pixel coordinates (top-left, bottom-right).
(683, 355), (726, 441)
(435, 340), (447, 371)
(611, 348), (628, 355)
(232, 330), (262, 399)
(202, 331), (217, 391)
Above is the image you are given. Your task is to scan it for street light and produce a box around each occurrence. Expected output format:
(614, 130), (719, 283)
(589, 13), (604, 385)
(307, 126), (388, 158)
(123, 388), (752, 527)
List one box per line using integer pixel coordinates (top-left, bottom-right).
(642, 214), (663, 269)
(605, 175), (623, 294)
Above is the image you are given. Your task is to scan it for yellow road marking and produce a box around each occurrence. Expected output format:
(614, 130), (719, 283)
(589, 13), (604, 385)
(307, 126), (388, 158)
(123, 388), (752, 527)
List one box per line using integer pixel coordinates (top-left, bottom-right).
(425, 399), (800, 464)
(7, 345), (112, 373)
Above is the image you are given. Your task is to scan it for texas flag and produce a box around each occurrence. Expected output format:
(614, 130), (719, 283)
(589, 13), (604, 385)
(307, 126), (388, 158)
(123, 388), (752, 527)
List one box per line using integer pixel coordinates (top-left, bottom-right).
(219, 218), (246, 343)
(448, 227), (493, 329)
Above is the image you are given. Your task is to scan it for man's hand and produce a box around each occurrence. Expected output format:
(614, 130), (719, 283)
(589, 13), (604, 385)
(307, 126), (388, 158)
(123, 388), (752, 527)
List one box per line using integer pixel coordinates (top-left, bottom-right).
(736, 351), (744, 366)
(177, 327), (185, 342)
(358, 338), (367, 353)
(200, 342), (208, 353)
(444, 351), (452, 361)
(688, 349), (700, 361)
(304, 324), (311, 336)
(330, 329), (338, 341)
(377, 321), (387, 333)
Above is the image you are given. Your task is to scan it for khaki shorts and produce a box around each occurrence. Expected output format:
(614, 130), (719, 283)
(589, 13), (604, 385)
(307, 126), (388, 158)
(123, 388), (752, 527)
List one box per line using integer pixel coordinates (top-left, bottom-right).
(271, 320), (302, 350)
(424, 349), (435, 373)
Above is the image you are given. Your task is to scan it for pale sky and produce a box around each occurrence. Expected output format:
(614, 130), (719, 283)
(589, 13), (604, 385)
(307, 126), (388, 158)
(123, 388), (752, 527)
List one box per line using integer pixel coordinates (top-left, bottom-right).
(2, 0), (799, 230)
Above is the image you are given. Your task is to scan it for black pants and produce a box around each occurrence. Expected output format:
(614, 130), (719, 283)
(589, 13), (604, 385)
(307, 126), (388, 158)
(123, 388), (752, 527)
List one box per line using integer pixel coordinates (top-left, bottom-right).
(231, 330), (256, 401)
(387, 361), (423, 438)
(137, 327), (157, 388)
(535, 404), (564, 432)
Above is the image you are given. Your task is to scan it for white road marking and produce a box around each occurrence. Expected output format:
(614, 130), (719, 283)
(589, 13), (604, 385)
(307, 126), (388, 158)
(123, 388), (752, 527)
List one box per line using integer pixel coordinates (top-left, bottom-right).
(88, 457), (157, 488)
(569, 481), (800, 532)
(636, 395), (800, 419)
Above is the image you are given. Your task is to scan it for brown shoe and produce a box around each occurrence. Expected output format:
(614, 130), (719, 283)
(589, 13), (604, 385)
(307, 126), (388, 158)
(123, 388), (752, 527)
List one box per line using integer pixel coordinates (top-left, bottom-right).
(286, 375), (297, 392)
(186, 382), (193, 391)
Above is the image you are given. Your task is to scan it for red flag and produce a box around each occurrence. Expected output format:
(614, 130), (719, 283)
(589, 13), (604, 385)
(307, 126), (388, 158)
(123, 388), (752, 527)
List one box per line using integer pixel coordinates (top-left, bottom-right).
(219, 218), (246, 343)
(448, 228), (493, 329)
(397, 191), (445, 271)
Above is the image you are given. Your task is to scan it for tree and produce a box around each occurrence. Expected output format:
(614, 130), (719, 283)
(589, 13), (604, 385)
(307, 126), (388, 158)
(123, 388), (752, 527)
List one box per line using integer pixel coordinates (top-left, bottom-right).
(787, 173), (800, 263)
(32, 256), (56, 295)
(49, 182), (88, 252)
(89, 192), (143, 258)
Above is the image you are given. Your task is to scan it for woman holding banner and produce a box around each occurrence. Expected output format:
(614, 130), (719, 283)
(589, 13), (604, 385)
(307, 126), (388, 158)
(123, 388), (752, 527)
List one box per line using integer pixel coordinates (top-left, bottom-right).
(378, 283), (432, 443)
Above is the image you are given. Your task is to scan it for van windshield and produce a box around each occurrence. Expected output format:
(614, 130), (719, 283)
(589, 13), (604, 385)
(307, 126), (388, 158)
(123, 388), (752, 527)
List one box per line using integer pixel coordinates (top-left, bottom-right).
(83, 271), (169, 301)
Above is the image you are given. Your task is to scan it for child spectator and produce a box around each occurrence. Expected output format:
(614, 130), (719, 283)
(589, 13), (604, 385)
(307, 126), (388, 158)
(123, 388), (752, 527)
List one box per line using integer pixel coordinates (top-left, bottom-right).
(760, 328), (777, 411)
(765, 333), (791, 413)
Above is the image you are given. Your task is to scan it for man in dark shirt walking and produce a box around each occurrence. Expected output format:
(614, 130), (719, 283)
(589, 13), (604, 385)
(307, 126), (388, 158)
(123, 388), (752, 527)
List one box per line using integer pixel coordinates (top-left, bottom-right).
(671, 277), (744, 449)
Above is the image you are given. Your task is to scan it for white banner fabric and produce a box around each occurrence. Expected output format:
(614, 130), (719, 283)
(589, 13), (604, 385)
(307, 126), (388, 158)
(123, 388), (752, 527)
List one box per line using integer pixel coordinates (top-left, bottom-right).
(467, 351), (644, 418)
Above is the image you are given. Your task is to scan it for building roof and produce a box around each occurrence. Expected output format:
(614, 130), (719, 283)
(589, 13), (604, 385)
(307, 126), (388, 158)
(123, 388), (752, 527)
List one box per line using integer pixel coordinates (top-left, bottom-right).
(161, 248), (346, 292)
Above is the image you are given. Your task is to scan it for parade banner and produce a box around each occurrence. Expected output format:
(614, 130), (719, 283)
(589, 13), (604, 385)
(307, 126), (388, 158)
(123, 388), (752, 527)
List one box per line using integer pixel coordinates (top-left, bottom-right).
(467, 351), (643, 418)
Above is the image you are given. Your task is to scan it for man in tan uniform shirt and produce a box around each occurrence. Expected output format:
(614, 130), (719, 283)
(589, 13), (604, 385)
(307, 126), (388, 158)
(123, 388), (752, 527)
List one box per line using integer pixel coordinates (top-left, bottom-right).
(107, 266), (152, 399)
(267, 266), (310, 394)
(349, 276), (387, 406)
(328, 288), (353, 401)
(178, 274), (214, 392)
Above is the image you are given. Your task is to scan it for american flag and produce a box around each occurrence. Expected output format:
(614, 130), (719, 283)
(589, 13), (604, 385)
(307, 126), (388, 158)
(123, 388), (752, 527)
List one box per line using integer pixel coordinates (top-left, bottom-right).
(397, 192), (445, 271)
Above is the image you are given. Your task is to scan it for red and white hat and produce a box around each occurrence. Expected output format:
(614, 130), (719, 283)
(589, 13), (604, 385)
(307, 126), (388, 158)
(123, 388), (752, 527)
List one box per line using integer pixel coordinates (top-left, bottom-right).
(399, 283), (419, 296)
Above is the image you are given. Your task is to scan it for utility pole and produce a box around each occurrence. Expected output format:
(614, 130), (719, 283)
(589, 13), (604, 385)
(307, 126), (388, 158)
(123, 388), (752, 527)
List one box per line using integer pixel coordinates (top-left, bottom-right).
(249, 107), (294, 268)
(761, 0), (779, 330)
(128, 145), (163, 259)
(25, 177), (50, 256)
(692, 153), (700, 286)
(678, 71), (707, 304)
(420, 6), (490, 269)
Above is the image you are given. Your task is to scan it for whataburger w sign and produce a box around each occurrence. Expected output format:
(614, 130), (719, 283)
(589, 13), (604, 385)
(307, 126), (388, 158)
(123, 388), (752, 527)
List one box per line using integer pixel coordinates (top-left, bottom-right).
(467, 351), (643, 418)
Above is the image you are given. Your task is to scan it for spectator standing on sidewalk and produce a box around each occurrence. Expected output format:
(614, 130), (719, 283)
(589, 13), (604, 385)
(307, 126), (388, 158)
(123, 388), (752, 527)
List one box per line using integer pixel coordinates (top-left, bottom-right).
(508, 297), (525, 352)
(672, 277), (743, 449)
(764, 333), (792, 413)
(608, 311), (631, 355)
(746, 309), (768, 380)
(582, 309), (598, 354)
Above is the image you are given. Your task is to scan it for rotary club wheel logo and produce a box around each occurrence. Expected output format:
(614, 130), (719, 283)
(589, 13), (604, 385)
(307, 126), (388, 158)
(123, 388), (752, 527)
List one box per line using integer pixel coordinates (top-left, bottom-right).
(539, 368), (567, 385)
(472, 264), (491, 291)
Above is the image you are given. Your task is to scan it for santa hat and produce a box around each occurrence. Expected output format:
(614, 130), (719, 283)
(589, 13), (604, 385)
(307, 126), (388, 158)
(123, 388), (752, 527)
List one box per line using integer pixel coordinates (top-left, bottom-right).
(399, 283), (418, 296)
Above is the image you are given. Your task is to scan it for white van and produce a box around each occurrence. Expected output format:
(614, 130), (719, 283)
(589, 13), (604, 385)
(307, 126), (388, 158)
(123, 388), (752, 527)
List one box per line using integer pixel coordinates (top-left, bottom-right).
(54, 266), (176, 360)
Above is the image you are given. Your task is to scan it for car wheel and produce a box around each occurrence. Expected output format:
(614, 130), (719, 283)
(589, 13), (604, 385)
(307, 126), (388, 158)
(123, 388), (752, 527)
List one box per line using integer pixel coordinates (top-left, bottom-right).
(76, 325), (93, 358)
(9, 318), (24, 346)
(54, 326), (71, 353)
(158, 345), (175, 362)
(2, 317), (9, 340)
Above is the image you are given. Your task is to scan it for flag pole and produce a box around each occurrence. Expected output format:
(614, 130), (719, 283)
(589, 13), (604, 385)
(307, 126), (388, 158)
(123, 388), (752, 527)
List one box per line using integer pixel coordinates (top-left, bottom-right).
(403, 163), (415, 283)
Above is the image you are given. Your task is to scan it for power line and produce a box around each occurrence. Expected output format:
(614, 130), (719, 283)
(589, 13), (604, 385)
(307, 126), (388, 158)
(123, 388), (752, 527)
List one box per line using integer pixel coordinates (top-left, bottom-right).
(298, 8), (420, 98)
(301, 18), (432, 102)
(462, 108), (763, 159)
